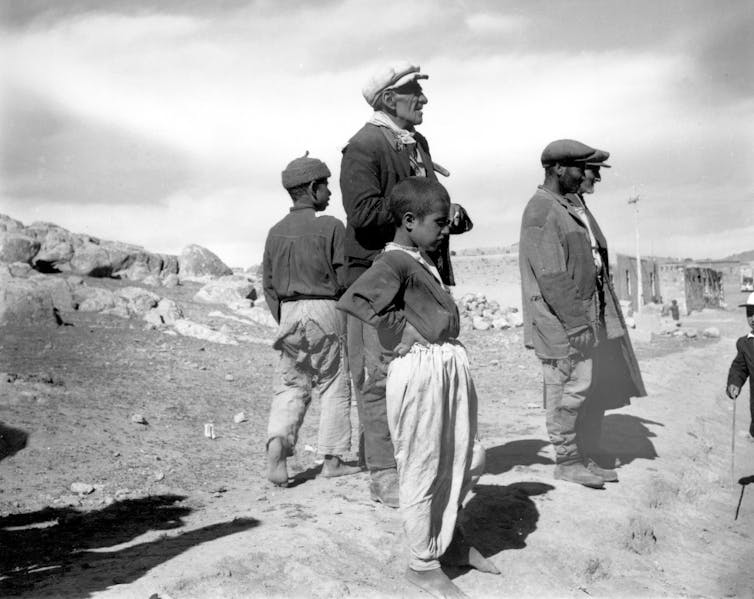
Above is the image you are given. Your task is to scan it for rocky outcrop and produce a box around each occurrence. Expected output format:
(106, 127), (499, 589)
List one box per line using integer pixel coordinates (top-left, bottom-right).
(0, 233), (40, 264)
(0, 215), (180, 280)
(179, 245), (233, 280)
(0, 264), (75, 325)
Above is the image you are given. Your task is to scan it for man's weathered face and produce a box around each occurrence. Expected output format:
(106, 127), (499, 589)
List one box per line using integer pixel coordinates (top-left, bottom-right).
(388, 81), (427, 127)
(558, 164), (586, 194)
(746, 306), (754, 332)
(580, 167), (601, 195)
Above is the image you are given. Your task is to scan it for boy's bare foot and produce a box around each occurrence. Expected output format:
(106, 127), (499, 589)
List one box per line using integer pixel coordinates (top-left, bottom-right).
(441, 529), (500, 574)
(267, 437), (289, 486)
(405, 567), (467, 599)
(321, 455), (362, 478)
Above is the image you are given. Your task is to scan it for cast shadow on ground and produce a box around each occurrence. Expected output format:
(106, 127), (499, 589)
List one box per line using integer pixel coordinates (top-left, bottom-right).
(0, 494), (258, 597)
(0, 422), (28, 463)
(484, 439), (553, 475)
(445, 482), (554, 579)
(601, 414), (662, 467)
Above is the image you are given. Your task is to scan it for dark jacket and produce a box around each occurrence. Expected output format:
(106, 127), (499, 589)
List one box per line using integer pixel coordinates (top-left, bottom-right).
(727, 335), (754, 403)
(519, 186), (600, 358)
(575, 194), (647, 405)
(340, 123), (470, 286)
(336, 249), (459, 351)
(519, 186), (645, 403)
(262, 206), (346, 323)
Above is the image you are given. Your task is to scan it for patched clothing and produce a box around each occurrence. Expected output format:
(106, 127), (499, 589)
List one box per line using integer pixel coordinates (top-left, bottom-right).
(519, 185), (645, 464)
(263, 206), (352, 457)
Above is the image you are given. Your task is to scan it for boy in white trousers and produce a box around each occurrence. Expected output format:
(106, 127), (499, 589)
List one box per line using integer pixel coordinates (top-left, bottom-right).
(337, 177), (498, 598)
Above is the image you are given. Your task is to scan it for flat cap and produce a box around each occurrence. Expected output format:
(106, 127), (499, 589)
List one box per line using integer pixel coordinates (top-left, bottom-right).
(541, 139), (611, 168)
(362, 61), (428, 107)
(281, 152), (331, 190)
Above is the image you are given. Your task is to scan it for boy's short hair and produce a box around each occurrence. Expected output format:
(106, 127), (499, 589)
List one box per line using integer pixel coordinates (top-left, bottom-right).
(287, 178), (327, 202)
(387, 177), (450, 225)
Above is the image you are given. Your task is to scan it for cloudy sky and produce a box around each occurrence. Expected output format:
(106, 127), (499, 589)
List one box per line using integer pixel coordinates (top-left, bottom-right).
(1, 0), (752, 267)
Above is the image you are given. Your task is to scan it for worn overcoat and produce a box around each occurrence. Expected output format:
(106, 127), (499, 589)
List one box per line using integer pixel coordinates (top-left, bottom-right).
(519, 186), (646, 408)
(340, 123), (466, 287)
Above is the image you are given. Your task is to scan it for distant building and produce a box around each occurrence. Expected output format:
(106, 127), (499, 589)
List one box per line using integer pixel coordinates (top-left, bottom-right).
(658, 260), (727, 314)
(611, 254), (661, 311)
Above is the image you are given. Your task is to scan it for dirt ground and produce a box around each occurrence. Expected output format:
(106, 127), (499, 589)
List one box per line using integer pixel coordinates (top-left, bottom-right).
(1, 256), (754, 599)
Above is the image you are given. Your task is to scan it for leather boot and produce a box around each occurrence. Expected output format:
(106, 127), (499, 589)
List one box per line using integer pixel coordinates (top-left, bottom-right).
(369, 468), (399, 508)
(554, 462), (604, 489)
(585, 458), (618, 482)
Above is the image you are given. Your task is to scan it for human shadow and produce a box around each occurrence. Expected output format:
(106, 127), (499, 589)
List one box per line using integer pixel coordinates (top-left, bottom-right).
(0, 422), (28, 462)
(484, 439), (553, 475)
(0, 494), (259, 597)
(446, 481), (554, 578)
(601, 414), (662, 466)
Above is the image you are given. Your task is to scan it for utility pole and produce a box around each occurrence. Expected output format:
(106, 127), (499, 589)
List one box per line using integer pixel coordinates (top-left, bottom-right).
(628, 194), (642, 313)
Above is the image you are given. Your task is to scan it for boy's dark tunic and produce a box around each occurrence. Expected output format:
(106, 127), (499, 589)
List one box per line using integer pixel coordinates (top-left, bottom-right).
(727, 334), (754, 430)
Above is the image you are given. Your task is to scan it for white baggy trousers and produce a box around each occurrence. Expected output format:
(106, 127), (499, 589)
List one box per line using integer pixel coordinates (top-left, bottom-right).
(386, 341), (485, 572)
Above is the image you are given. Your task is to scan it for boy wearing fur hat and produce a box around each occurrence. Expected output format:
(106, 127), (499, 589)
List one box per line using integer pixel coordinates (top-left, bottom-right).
(263, 152), (361, 486)
(726, 292), (754, 438)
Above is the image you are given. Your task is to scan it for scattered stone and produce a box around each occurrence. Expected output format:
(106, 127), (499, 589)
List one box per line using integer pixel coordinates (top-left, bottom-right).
(225, 374), (235, 382)
(70, 482), (95, 495)
(684, 328), (699, 338)
(172, 319), (238, 345)
(131, 413), (148, 425)
(153, 471), (165, 482)
(702, 327), (721, 338)
(472, 315), (490, 330)
(624, 316), (636, 328)
(233, 411), (247, 423)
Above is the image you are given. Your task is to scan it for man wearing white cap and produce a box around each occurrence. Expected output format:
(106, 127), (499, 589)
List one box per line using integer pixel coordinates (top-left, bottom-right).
(726, 292), (754, 438)
(340, 62), (473, 507)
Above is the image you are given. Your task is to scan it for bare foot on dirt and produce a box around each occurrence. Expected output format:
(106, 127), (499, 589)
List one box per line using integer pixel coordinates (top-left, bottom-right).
(405, 567), (467, 599)
(442, 545), (500, 574)
(320, 455), (362, 478)
(267, 437), (289, 487)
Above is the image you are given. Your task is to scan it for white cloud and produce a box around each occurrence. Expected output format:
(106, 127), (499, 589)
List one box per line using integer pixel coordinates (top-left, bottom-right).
(2, 1), (752, 267)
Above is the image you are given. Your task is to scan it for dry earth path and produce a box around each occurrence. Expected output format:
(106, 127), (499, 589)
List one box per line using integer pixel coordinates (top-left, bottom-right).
(1, 308), (753, 598)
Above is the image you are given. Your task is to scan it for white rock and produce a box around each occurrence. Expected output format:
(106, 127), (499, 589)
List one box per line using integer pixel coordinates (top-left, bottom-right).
(172, 319), (238, 345)
(472, 316), (490, 330)
(131, 413), (148, 425)
(702, 327), (721, 338)
(233, 411), (247, 423)
(506, 311), (524, 327)
(70, 482), (95, 495)
(491, 317), (510, 329)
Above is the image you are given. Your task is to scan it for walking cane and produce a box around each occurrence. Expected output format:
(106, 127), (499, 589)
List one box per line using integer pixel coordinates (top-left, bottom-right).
(731, 399), (737, 486)
(735, 476), (754, 520)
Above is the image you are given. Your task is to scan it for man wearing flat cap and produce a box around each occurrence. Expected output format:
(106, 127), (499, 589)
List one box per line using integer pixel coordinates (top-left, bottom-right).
(519, 139), (645, 489)
(340, 61), (473, 507)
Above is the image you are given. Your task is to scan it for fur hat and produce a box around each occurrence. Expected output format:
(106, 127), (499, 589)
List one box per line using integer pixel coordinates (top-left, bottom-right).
(281, 152), (331, 189)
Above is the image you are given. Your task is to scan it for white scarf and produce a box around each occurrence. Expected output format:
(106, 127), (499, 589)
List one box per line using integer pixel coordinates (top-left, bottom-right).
(367, 111), (416, 147)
